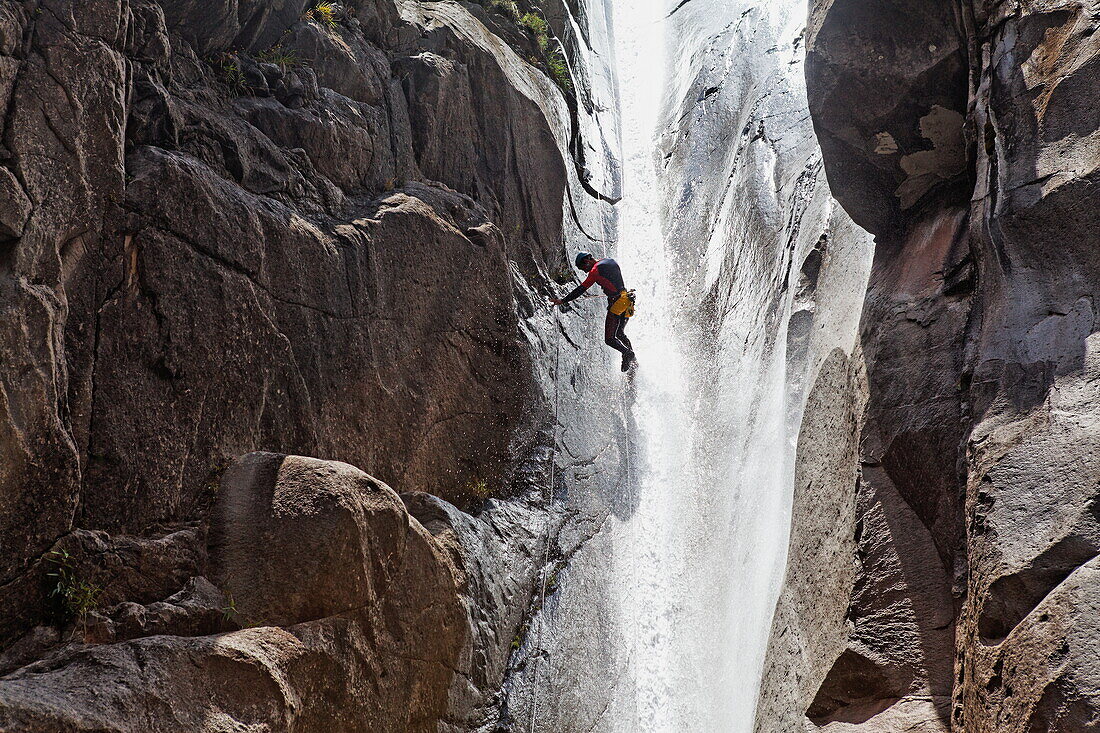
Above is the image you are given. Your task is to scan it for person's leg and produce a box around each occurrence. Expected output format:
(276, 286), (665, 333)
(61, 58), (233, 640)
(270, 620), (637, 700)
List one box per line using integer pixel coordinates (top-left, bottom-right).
(612, 314), (636, 371)
(604, 311), (631, 355)
(615, 316), (633, 353)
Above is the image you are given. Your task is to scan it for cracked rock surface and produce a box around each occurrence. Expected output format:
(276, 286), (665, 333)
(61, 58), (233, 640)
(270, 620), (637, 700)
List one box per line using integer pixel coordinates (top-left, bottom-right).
(0, 0), (622, 729)
(762, 0), (1100, 730)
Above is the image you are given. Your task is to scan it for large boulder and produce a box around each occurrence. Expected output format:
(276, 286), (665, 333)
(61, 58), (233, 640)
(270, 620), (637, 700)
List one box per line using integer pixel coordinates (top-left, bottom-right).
(805, 0), (970, 239)
(209, 451), (420, 627)
(0, 453), (468, 731)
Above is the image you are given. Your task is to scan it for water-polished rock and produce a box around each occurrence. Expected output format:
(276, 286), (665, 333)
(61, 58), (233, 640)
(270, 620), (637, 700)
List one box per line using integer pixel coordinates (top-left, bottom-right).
(792, 0), (1100, 730)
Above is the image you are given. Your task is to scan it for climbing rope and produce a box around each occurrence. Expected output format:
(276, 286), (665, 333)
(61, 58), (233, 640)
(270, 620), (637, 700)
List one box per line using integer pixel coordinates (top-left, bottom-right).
(527, 165), (630, 727)
(528, 274), (601, 730)
(531, 294), (637, 733)
(528, 299), (563, 733)
(621, 375), (639, 732)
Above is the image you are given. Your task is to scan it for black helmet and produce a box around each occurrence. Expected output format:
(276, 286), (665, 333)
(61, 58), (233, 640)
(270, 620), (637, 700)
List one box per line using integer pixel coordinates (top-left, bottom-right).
(574, 251), (594, 269)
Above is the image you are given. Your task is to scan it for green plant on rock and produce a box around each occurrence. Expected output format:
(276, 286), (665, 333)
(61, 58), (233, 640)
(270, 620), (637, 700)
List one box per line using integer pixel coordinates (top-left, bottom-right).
(516, 12), (573, 96)
(511, 621), (529, 651)
(256, 46), (300, 70)
(467, 478), (492, 501)
(219, 58), (247, 95)
(487, 0), (520, 21)
(222, 593), (238, 624)
(44, 549), (103, 629)
(546, 50), (573, 94)
(545, 559), (567, 594)
(520, 12), (550, 52)
(308, 1), (340, 28)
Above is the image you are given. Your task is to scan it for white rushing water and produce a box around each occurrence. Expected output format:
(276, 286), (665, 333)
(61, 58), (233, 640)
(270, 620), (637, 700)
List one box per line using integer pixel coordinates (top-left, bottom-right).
(606, 0), (808, 729)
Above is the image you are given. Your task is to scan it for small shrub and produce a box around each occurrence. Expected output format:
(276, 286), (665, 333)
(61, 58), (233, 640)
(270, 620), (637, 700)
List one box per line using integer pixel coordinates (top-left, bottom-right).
(44, 549), (103, 628)
(520, 12), (550, 52)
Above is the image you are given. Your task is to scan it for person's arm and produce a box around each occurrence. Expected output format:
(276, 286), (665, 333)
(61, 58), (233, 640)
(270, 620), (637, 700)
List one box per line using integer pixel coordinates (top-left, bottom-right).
(553, 268), (598, 305)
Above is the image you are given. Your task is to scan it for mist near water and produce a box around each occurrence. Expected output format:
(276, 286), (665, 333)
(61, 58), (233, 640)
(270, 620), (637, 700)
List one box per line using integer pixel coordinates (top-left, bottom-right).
(604, 0), (811, 729)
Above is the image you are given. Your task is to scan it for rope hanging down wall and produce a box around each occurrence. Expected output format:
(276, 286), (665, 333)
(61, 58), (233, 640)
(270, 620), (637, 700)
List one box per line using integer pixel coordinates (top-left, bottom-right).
(526, 288), (636, 732)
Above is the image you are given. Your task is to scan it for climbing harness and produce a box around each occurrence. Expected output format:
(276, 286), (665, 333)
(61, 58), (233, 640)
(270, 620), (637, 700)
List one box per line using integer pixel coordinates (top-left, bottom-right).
(609, 289), (636, 318)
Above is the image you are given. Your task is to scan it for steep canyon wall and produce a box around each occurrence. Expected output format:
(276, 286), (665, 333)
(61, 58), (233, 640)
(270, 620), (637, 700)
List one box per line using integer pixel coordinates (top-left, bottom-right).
(0, 0), (625, 729)
(760, 0), (1100, 730)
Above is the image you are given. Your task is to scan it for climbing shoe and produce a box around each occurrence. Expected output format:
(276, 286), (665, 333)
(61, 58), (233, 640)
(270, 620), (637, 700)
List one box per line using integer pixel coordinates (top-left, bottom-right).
(621, 351), (636, 372)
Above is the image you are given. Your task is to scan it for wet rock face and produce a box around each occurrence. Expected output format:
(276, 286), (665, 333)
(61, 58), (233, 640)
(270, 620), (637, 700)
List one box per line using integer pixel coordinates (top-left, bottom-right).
(798, 0), (1100, 730)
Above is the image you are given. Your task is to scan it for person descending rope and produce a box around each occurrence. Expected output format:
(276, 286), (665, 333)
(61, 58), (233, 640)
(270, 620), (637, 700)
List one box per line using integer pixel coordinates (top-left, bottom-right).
(551, 251), (637, 372)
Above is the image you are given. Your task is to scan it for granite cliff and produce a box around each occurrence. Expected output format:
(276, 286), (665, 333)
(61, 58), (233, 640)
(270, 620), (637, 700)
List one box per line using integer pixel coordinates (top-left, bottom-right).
(0, 0), (623, 729)
(758, 0), (1100, 730)
(3, 0), (1099, 730)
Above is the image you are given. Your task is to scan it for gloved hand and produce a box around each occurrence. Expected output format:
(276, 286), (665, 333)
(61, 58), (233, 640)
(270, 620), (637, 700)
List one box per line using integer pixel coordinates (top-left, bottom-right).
(550, 298), (563, 306)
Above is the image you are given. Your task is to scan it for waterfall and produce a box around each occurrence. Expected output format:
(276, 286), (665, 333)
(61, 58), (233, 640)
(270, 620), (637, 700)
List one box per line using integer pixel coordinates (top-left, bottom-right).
(603, 0), (849, 729)
(608, 0), (698, 727)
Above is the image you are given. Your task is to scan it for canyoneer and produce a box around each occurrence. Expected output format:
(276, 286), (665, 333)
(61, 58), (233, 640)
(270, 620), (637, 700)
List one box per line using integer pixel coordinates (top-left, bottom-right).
(551, 252), (637, 372)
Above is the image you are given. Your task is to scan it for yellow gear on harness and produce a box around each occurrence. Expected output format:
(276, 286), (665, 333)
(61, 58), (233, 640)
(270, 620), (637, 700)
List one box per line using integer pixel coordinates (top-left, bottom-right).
(609, 289), (636, 318)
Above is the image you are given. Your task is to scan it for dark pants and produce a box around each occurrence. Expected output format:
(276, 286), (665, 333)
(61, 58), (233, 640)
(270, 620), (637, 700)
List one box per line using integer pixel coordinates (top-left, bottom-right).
(604, 311), (633, 356)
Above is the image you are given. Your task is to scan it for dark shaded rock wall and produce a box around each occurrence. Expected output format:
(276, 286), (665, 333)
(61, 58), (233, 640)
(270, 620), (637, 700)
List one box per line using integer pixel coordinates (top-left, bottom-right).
(0, 0), (622, 729)
(764, 0), (1100, 730)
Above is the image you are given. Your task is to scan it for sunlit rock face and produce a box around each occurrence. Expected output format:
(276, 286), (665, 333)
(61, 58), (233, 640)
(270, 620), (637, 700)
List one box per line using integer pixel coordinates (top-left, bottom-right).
(512, 0), (875, 729)
(656, 1), (874, 730)
(0, 452), (468, 731)
(0, 0), (624, 728)
(799, 0), (1100, 730)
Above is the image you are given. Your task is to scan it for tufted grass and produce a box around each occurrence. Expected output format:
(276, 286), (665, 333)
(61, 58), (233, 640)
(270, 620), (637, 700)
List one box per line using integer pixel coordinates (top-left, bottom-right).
(256, 46), (300, 70)
(520, 12), (550, 52)
(309, 1), (340, 29)
(44, 549), (103, 629)
(547, 50), (573, 94)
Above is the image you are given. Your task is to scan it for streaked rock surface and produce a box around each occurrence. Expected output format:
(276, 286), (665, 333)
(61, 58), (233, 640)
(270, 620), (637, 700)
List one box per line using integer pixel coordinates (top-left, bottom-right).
(772, 0), (1100, 729)
(0, 0), (623, 728)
